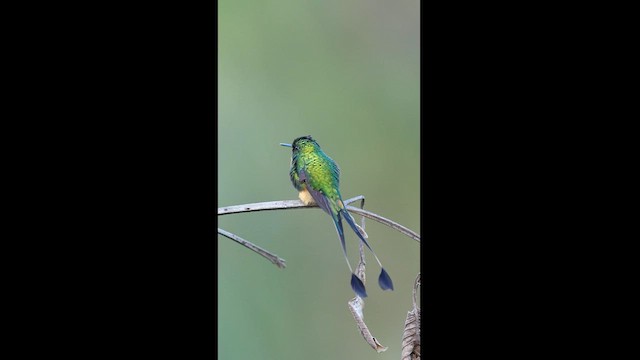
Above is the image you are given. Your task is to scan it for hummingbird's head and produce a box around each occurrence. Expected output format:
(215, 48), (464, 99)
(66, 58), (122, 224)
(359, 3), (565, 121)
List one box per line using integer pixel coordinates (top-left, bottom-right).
(280, 135), (319, 154)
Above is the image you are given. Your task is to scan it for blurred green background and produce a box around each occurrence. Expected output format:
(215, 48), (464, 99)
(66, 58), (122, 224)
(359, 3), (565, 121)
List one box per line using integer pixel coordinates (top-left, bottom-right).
(218, 1), (419, 359)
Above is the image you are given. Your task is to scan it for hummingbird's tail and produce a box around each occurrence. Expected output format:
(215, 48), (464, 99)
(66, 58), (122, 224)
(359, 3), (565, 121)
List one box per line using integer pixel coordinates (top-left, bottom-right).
(341, 208), (394, 291)
(330, 211), (368, 298)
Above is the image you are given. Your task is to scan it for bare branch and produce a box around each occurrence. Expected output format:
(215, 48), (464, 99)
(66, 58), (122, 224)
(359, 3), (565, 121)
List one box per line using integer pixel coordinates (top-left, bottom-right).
(343, 206), (420, 243)
(218, 200), (308, 215)
(217, 228), (286, 269)
(343, 195), (365, 208)
(218, 196), (418, 352)
(343, 195), (367, 230)
(218, 197), (420, 243)
(347, 241), (389, 353)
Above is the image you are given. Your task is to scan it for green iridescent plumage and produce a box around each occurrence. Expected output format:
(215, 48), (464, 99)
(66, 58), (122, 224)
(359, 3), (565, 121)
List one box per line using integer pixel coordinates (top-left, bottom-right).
(280, 135), (393, 298)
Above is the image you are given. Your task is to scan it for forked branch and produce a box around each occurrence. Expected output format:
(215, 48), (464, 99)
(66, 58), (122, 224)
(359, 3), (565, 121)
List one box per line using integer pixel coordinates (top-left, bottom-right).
(218, 196), (420, 242)
(218, 196), (420, 355)
(218, 196), (419, 268)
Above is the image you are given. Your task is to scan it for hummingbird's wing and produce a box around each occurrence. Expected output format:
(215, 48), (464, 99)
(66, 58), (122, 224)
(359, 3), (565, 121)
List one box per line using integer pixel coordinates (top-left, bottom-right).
(300, 169), (341, 224)
(299, 168), (347, 253)
(298, 169), (332, 215)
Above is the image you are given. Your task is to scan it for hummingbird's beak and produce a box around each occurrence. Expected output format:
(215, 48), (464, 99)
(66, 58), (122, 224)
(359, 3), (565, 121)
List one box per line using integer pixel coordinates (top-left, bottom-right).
(279, 143), (292, 147)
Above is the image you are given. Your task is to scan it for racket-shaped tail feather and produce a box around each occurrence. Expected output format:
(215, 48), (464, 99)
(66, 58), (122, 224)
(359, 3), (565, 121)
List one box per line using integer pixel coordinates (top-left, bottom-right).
(341, 208), (394, 291)
(331, 211), (368, 298)
(351, 273), (368, 298)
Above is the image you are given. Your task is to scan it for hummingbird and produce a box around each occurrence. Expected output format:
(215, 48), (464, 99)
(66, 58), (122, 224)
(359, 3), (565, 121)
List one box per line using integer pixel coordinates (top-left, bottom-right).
(280, 135), (393, 298)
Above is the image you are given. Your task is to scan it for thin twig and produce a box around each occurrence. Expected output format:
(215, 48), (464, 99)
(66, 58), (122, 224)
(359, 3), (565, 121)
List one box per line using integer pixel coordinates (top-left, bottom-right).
(344, 195), (367, 231)
(344, 206), (420, 243)
(217, 228), (286, 269)
(218, 197), (420, 243)
(347, 238), (388, 353)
